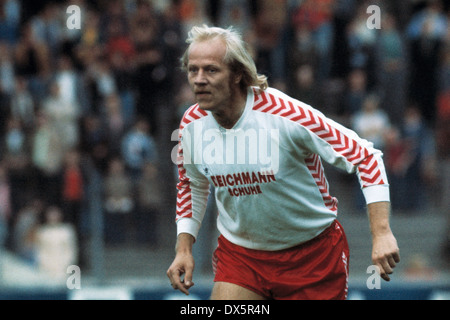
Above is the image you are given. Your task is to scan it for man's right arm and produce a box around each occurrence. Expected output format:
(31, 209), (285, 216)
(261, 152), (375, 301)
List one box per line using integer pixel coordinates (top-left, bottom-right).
(169, 112), (210, 294)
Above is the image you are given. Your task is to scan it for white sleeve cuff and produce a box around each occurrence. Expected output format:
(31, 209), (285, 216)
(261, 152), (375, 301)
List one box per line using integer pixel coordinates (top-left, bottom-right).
(362, 184), (390, 204)
(177, 218), (201, 240)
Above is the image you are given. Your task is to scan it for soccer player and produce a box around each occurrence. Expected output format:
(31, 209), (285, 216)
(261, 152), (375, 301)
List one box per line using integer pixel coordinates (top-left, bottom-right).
(166, 25), (400, 300)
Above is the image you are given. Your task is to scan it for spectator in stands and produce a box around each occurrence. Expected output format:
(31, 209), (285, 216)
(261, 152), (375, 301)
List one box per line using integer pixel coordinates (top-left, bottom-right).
(103, 157), (134, 245)
(130, 0), (170, 136)
(175, 82), (196, 122)
(406, 0), (447, 41)
(136, 161), (161, 246)
(29, 2), (63, 60)
(74, 8), (102, 72)
(99, 0), (129, 44)
(61, 149), (84, 232)
(216, 0), (251, 35)
(102, 0), (136, 129)
(375, 12), (407, 126)
(435, 87), (450, 210)
(103, 93), (127, 155)
(346, 2), (377, 87)
(41, 81), (80, 152)
(401, 105), (438, 210)
(383, 126), (413, 211)
(351, 93), (390, 150)
(288, 64), (320, 107)
(79, 114), (110, 174)
(406, 0), (447, 125)
(2, 116), (28, 167)
(35, 205), (78, 280)
(178, 0), (211, 37)
(121, 118), (158, 181)
(31, 111), (64, 206)
(11, 198), (44, 265)
(291, 0), (335, 82)
(342, 68), (368, 117)
(0, 41), (15, 133)
(85, 56), (118, 114)
(0, 0), (21, 45)
(2, 116), (31, 214)
(285, 24), (319, 98)
(61, 148), (88, 266)
(251, 0), (289, 89)
(13, 21), (50, 104)
(52, 55), (86, 117)
(438, 38), (450, 92)
(0, 164), (11, 248)
(108, 39), (136, 129)
(10, 76), (35, 133)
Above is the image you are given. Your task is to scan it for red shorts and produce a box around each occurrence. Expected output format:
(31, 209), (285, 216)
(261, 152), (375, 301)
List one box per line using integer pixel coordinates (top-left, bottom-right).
(212, 220), (349, 300)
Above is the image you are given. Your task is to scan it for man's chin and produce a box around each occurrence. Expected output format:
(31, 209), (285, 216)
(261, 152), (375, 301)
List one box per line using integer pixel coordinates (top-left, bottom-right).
(197, 102), (213, 111)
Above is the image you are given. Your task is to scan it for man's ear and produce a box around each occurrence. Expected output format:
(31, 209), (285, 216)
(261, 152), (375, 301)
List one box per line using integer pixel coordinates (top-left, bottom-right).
(234, 73), (243, 84)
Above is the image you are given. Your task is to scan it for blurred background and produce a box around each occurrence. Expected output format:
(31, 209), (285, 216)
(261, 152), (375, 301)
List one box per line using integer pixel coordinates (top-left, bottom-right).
(0, 0), (449, 300)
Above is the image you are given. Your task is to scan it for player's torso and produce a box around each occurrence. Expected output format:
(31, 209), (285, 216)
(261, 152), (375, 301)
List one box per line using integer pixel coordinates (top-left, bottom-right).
(181, 89), (338, 249)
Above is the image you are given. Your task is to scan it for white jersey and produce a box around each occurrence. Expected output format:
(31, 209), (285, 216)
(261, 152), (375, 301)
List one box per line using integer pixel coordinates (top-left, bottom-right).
(176, 87), (389, 251)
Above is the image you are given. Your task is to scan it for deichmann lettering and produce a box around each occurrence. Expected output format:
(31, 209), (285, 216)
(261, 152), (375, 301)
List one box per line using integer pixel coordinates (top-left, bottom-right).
(210, 170), (277, 197)
(211, 171), (276, 188)
(171, 124), (280, 172)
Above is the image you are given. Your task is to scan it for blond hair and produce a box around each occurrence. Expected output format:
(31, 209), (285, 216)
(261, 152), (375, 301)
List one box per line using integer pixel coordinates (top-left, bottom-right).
(181, 25), (268, 91)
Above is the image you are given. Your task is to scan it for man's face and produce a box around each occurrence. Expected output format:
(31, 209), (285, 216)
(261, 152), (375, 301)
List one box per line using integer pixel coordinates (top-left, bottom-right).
(187, 38), (238, 113)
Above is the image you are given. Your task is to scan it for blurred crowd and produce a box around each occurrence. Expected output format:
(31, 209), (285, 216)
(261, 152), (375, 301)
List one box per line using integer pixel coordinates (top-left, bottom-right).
(0, 0), (449, 277)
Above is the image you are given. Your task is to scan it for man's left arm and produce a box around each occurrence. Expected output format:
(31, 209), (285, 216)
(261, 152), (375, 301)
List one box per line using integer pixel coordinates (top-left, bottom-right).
(289, 98), (400, 280)
(367, 201), (400, 281)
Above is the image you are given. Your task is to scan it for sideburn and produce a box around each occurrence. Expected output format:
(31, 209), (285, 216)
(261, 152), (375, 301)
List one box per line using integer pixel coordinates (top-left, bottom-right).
(229, 61), (250, 93)
(228, 72), (246, 100)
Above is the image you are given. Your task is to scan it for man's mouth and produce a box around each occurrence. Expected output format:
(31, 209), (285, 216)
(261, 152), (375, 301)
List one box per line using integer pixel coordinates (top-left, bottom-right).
(195, 92), (211, 100)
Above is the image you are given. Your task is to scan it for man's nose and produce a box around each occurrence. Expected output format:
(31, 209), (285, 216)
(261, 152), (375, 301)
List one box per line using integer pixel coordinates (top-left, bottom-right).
(194, 70), (207, 84)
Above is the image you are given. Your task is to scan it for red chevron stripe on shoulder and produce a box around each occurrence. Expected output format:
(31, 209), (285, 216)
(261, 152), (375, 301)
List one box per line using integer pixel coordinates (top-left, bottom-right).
(179, 104), (208, 130)
(176, 104), (207, 221)
(253, 90), (384, 187)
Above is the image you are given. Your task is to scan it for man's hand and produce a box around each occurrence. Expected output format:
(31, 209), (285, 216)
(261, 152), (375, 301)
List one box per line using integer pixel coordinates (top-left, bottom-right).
(372, 230), (400, 281)
(166, 233), (195, 295)
(368, 201), (400, 281)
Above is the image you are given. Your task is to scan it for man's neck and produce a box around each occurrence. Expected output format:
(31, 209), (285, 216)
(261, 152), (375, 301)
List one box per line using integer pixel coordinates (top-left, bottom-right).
(213, 89), (247, 129)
